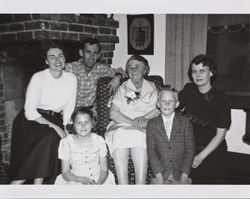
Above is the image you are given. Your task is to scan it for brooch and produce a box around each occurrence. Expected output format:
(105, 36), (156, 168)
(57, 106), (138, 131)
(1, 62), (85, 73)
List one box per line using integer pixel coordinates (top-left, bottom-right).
(125, 91), (140, 104)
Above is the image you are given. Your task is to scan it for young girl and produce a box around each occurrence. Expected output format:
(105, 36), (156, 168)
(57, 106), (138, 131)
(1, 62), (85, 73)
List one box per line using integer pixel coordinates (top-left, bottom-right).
(55, 107), (115, 185)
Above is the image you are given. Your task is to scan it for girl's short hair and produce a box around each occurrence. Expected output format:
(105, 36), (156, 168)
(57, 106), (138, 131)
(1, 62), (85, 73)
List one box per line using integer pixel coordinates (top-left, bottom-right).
(188, 54), (217, 81)
(71, 107), (94, 122)
(67, 107), (94, 134)
(125, 55), (150, 77)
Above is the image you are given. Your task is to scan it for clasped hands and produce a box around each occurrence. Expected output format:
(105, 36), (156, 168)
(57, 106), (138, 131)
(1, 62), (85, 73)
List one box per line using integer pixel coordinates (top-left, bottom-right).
(78, 176), (97, 185)
(132, 116), (148, 129)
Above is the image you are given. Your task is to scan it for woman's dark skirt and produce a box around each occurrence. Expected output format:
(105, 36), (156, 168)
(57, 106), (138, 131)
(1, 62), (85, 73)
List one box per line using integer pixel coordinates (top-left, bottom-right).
(9, 110), (63, 184)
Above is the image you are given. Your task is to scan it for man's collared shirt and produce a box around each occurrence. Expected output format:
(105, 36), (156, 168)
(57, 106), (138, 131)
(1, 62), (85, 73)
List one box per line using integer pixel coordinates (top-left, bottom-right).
(65, 58), (116, 108)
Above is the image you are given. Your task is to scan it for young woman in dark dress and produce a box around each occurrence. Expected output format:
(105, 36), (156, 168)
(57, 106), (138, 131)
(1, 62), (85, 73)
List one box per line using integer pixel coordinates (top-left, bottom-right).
(178, 54), (231, 183)
(9, 41), (77, 184)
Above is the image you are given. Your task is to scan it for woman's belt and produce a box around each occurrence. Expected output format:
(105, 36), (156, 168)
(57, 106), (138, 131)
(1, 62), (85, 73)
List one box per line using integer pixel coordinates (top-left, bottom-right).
(37, 109), (62, 117)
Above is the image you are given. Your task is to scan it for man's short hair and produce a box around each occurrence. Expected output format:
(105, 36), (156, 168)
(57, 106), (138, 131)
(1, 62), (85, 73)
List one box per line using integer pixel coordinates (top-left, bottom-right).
(81, 37), (101, 53)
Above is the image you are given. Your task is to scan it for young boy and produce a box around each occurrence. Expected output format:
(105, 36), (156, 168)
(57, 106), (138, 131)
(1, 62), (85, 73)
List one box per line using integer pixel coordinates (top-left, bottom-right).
(146, 85), (195, 184)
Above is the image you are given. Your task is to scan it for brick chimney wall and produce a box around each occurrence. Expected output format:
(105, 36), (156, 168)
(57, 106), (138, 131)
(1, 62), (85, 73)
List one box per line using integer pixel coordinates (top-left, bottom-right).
(0, 14), (119, 65)
(0, 14), (119, 163)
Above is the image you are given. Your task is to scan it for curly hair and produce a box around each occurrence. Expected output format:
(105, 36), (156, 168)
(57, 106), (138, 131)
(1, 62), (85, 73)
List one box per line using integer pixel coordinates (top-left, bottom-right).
(125, 54), (150, 77)
(188, 54), (217, 81)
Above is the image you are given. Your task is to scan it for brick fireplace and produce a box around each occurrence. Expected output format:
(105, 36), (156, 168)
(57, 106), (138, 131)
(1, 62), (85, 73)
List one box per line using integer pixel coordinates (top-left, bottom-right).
(0, 14), (119, 163)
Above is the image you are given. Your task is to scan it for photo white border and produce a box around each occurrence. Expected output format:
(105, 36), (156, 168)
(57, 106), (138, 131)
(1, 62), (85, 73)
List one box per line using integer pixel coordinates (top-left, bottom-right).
(0, 0), (250, 198)
(1, 185), (250, 198)
(0, 0), (250, 14)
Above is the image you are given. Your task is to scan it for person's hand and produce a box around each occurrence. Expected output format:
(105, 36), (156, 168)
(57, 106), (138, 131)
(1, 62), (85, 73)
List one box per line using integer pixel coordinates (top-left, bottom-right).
(79, 177), (96, 185)
(108, 76), (121, 95)
(52, 125), (67, 138)
(64, 125), (69, 135)
(116, 67), (127, 78)
(155, 178), (164, 184)
(179, 177), (192, 184)
(152, 173), (164, 184)
(192, 153), (205, 168)
(132, 116), (148, 128)
(132, 118), (139, 127)
(87, 179), (96, 185)
(179, 174), (192, 184)
(137, 116), (148, 128)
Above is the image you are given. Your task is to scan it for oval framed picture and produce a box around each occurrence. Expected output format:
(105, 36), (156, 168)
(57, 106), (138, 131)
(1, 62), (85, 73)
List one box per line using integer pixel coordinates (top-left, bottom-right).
(127, 14), (154, 55)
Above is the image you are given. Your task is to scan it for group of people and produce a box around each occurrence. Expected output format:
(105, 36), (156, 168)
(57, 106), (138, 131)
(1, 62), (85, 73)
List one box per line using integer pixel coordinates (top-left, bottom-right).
(9, 37), (231, 185)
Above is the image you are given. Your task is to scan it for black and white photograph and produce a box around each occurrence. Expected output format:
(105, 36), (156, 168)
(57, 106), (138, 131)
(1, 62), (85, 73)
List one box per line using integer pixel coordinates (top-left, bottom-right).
(0, 0), (250, 198)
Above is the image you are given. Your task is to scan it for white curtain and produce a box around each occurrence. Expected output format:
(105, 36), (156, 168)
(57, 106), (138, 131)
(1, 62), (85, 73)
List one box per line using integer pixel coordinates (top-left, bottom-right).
(165, 14), (208, 90)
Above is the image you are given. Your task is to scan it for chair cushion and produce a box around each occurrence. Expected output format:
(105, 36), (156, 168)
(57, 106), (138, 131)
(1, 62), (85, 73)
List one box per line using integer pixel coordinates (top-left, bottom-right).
(0, 161), (9, 184)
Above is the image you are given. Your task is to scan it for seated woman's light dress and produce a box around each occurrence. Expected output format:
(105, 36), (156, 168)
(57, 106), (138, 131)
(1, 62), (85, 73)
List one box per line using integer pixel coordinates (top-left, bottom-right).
(55, 134), (115, 185)
(105, 79), (158, 157)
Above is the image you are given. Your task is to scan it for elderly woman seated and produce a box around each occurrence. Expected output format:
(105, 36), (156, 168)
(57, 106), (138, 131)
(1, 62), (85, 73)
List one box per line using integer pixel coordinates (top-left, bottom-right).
(105, 55), (159, 184)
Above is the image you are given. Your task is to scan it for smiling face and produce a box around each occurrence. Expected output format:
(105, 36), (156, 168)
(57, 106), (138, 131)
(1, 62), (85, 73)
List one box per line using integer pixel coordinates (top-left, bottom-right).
(191, 63), (213, 88)
(73, 113), (93, 138)
(46, 48), (66, 74)
(157, 90), (179, 117)
(80, 43), (100, 71)
(126, 59), (146, 84)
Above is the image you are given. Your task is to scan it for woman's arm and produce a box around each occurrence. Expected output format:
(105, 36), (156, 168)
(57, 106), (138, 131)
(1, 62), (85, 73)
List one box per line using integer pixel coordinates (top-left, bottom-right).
(109, 103), (133, 125)
(35, 117), (66, 138)
(105, 66), (127, 78)
(133, 108), (160, 129)
(62, 74), (77, 126)
(24, 71), (67, 138)
(102, 65), (127, 95)
(143, 107), (160, 120)
(61, 160), (95, 184)
(192, 128), (227, 168)
(133, 86), (160, 127)
(96, 156), (109, 185)
(110, 105), (159, 129)
(110, 103), (149, 129)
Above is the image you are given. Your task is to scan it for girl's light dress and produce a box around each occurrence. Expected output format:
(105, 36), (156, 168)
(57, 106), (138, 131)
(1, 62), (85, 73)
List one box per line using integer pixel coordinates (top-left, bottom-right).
(54, 134), (115, 185)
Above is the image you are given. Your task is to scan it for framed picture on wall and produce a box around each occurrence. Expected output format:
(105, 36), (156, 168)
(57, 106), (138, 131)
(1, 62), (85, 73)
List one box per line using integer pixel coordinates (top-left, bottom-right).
(127, 14), (154, 55)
